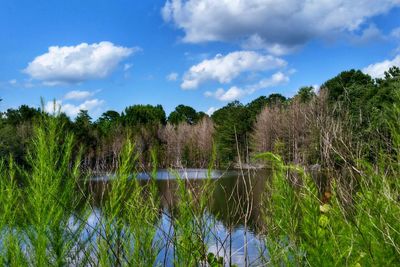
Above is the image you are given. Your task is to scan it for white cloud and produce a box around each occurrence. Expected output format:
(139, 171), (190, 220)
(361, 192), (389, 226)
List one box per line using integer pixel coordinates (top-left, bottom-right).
(44, 100), (63, 114)
(45, 98), (105, 117)
(206, 107), (217, 116)
(350, 24), (384, 44)
(64, 90), (95, 101)
(253, 72), (290, 90)
(24, 41), (137, 85)
(162, 0), (400, 54)
(181, 51), (286, 89)
(241, 34), (300, 56)
(166, 72), (179, 81)
(205, 71), (290, 101)
(205, 87), (247, 102)
(362, 55), (400, 78)
(312, 84), (321, 93)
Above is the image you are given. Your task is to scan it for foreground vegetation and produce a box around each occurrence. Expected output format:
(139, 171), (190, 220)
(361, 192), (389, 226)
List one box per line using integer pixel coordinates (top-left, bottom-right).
(0, 67), (399, 266)
(0, 115), (219, 266)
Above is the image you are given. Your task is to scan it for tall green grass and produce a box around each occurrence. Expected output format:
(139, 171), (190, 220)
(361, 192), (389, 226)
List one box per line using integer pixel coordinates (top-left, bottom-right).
(0, 157), (27, 266)
(258, 151), (399, 266)
(257, 102), (400, 266)
(0, 113), (220, 266)
(97, 140), (161, 266)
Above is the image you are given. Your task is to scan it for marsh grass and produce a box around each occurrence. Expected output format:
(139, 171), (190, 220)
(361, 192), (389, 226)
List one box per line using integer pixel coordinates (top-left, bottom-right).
(0, 157), (26, 266)
(257, 114), (400, 266)
(96, 140), (162, 266)
(0, 113), (223, 266)
(1, 106), (399, 266)
(171, 169), (215, 266)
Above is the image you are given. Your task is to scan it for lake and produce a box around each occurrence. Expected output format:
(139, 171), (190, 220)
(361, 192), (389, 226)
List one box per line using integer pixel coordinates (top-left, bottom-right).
(87, 169), (270, 266)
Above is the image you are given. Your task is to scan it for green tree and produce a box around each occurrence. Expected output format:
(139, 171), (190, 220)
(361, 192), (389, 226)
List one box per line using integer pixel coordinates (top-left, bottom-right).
(265, 93), (287, 106)
(246, 96), (269, 122)
(96, 110), (121, 136)
(295, 86), (316, 103)
(73, 110), (97, 152)
(122, 105), (166, 165)
(122, 104), (166, 127)
(322, 69), (375, 103)
(212, 101), (251, 164)
(0, 105), (41, 165)
(322, 68), (399, 161)
(168, 105), (200, 125)
(246, 94), (288, 124)
(3, 105), (41, 126)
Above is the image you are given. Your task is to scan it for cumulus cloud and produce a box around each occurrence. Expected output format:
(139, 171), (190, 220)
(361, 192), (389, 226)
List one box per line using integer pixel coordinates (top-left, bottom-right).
(24, 42), (137, 85)
(166, 72), (179, 81)
(181, 51), (286, 89)
(162, 0), (400, 54)
(45, 98), (104, 117)
(241, 34), (301, 55)
(252, 71), (290, 90)
(362, 55), (400, 78)
(350, 24), (384, 44)
(205, 71), (290, 101)
(63, 90), (95, 101)
(205, 87), (247, 102)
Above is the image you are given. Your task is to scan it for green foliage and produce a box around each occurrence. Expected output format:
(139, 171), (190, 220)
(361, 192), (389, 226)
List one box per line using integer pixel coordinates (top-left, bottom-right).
(172, 168), (215, 266)
(122, 104), (166, 127)
(0, 105), (41, 166)
(323, 69), (375, 103)
(168, 104), (200, 125)
(0, 114), (164, 266)
(95, 110), (121, 136)
(0, 123), (26, 164)
(257, 144), (400, 266)
(322, 67), (400, 161)
(295, 86), (316, 103)
(212, 101), (251, 164)
(265, 93), (287, 106)
(73, 110), (98, 157)
(246, 94), (287, 120)
(98, 139), (160, 266)
(246, 96), (269, 122)
(0, 65), (398, 169)
(24, 113), (86, 266)
(2, 105), (41, 126)
(207, 252), (224, 267)
(0, 157), (27, 266)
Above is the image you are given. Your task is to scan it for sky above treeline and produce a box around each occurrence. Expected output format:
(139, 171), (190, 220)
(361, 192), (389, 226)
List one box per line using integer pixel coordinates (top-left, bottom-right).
(0, 0), (399, 118)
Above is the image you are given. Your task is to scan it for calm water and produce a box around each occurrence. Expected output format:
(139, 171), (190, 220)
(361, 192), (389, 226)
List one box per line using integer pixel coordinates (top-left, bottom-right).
(87, 169), (270, 266)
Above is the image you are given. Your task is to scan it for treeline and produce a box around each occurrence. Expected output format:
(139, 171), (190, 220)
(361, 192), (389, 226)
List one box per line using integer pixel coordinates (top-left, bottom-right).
(0, 67), (399, 171)
(0, 103), (214, 171)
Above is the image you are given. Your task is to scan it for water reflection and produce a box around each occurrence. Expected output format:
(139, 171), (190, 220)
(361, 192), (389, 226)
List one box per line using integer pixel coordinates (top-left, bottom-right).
(87, 169), (270, 266)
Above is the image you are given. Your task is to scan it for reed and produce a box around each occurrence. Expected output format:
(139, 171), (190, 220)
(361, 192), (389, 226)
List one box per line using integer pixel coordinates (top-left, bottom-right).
(257, 112), (400, 266)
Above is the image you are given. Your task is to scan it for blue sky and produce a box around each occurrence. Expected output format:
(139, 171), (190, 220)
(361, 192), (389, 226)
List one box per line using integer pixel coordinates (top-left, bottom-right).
(0, 0), (399, 118)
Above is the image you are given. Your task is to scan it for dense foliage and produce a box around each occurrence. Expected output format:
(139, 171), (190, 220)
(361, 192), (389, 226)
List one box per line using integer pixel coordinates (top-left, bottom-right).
(0, 67), (399, 170)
